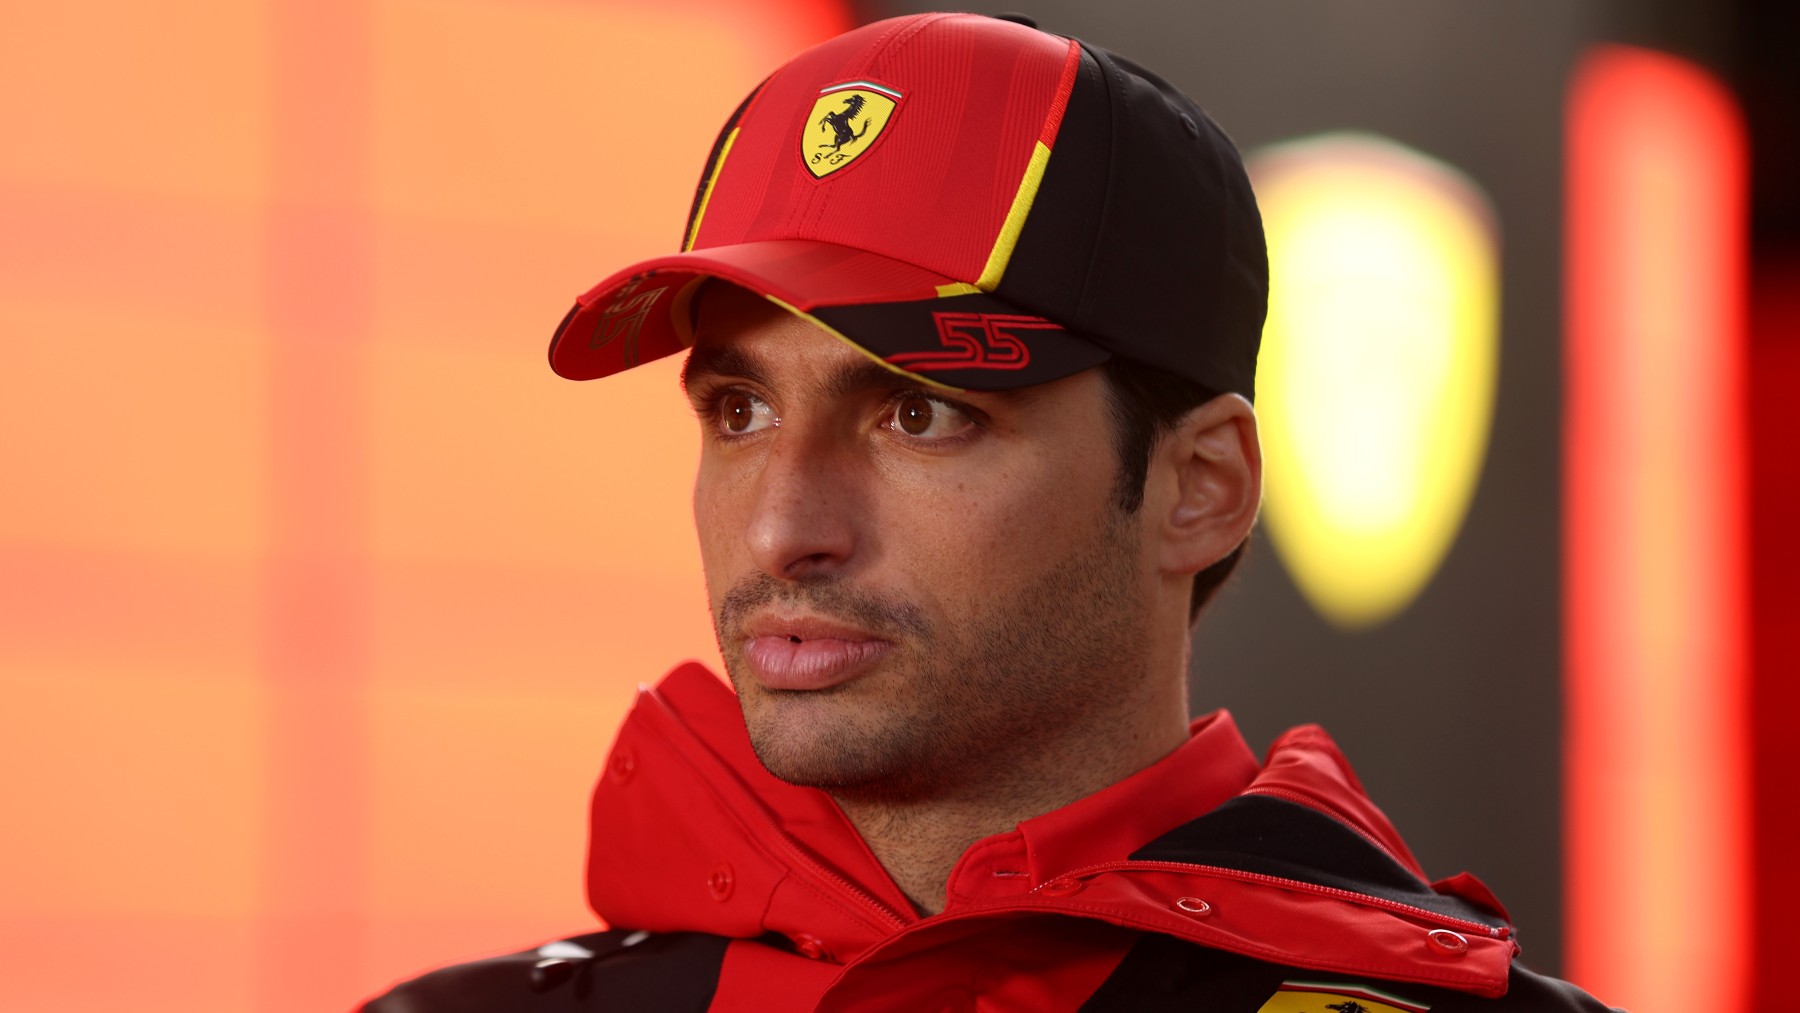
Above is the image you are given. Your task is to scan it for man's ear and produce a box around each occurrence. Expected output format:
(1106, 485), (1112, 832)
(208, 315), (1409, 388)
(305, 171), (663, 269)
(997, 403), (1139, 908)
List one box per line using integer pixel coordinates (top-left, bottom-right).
(1149, 393), (1262, 578)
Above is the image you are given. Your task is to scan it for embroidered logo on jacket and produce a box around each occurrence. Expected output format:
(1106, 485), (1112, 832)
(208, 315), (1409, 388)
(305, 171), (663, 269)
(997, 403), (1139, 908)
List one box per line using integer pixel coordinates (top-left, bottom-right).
(804, 81), (900, 178)
(1254, 980), (1430, 1013)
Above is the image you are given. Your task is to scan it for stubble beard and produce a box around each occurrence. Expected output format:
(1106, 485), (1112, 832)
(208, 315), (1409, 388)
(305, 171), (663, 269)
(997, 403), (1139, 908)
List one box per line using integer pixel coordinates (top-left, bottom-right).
(714, 508), (1151, 806)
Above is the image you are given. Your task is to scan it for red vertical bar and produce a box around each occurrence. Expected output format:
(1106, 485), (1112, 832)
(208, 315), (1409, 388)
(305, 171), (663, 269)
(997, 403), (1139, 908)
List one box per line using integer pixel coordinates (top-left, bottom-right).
(1564, 46), (1749, 1012)
(257, 0), (375, 1009)
(1749, 259), (1800, 1010)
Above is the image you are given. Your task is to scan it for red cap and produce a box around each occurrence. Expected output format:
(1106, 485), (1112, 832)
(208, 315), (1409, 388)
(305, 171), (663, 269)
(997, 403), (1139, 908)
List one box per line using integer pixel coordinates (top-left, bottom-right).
(549, 13), (1104, 390)
(549, 12), (1267, 396)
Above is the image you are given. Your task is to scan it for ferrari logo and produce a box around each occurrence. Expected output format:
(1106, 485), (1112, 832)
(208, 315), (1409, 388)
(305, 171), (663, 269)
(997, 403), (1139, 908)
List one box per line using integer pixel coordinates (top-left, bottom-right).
(1255, 981), (1430, 1013)
(804, 81), (900, 178)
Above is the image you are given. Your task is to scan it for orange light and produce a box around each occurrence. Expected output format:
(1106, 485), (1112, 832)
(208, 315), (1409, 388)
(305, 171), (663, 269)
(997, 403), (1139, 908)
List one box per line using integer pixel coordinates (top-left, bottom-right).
(1564, 45), (1749, 1011)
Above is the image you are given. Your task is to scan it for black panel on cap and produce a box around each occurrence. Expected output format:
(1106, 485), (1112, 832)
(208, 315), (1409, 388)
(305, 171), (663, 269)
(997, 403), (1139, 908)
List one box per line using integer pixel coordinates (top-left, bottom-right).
(992, 45), (1111, 342)
(1089, 48), (1266, 400)
(992, 40), (1267, 401)
(988, 12), (1038, 29)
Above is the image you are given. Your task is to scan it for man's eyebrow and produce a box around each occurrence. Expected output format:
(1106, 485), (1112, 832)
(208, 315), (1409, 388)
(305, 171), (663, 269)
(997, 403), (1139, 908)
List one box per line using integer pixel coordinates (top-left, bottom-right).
(681, 344), (772, 392)
(820, 357), (932, 401)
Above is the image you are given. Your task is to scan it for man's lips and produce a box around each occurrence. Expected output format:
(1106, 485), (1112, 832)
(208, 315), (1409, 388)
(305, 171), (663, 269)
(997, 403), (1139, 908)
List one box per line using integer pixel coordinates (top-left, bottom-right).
(740, 615), (891, 691)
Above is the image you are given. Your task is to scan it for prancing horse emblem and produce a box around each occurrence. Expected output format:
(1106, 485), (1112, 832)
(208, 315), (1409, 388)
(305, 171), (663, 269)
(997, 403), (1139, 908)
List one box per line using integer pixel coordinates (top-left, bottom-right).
(819, 94), (870, 154)
(803, 82), (900, 178)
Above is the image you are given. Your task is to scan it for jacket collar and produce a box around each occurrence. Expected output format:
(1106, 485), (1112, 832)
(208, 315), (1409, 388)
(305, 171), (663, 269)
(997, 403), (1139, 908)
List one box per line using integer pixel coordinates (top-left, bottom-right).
(942, 710), (1260, 907)
(586, 662), (1517, 995)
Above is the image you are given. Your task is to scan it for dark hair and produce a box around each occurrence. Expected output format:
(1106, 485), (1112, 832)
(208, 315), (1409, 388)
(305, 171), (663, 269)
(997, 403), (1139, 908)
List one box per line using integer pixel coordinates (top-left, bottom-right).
(1099, 356), (1248, 622)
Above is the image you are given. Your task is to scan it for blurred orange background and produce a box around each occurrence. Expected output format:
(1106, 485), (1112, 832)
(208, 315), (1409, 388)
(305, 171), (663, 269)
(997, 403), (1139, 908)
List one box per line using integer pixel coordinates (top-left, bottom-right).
(0, 1), (844, 1009)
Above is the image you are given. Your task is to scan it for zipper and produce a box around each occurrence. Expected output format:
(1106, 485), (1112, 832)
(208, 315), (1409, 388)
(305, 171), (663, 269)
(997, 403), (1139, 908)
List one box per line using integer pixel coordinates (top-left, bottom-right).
(1030, 859), (1511, 939)
(746, 794), (913, 931)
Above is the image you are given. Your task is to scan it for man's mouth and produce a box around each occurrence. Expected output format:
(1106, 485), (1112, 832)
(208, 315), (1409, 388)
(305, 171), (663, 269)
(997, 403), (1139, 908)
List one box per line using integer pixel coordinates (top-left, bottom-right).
(741, 614), (892, 691)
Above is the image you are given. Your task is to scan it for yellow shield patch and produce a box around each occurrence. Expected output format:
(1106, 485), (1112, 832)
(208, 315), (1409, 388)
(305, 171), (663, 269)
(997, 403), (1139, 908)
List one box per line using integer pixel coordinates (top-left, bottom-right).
(803, 82), (900, 178)
(1255, 980), (1431, 1013)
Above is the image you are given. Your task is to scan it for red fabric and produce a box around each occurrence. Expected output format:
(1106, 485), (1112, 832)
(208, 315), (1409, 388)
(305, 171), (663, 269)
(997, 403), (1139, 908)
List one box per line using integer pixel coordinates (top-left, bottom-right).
(586, 663), (1519, 1005)
(586, 662), (914, 955)
(1750, 258), (1800, 1011)
(550, 14), (1086, 384)
(1037, 40), (1083, 147)
(944, 712), (1260, 906)
(692, 14), (1075, 282)
(550, 242), (960, 381)
(1433, 871), (1513, 924)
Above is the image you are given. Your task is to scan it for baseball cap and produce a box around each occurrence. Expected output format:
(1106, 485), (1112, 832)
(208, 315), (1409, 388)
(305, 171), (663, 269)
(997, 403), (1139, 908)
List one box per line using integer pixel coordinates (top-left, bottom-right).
(548, 12), (1267, 396)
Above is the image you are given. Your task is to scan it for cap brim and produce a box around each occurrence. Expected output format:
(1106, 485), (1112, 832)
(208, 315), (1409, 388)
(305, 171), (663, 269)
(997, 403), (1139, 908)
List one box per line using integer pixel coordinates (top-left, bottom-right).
(548, 239), (1108, 392)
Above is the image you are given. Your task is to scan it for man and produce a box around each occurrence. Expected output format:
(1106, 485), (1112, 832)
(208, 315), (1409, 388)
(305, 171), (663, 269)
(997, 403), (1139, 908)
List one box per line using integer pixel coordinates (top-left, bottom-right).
(364, 12), (1616, 1011)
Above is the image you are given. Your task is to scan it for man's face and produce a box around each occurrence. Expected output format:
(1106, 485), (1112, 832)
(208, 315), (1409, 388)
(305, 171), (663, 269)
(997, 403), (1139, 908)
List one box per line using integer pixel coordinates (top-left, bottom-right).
(686, 285), (1157, 802)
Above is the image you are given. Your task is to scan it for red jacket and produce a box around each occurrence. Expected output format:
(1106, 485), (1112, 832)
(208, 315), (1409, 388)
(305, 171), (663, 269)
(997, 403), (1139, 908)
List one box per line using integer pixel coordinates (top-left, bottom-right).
(362, 663), (1616, 1011)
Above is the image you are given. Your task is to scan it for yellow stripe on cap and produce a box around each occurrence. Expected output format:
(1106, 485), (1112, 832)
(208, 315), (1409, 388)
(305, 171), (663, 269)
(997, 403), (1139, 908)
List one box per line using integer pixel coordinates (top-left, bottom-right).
(975, 140), (1051, 290)
(684, 127), (740, 252)
(934, 282), (980, 297)
(760, 293), (964, 393)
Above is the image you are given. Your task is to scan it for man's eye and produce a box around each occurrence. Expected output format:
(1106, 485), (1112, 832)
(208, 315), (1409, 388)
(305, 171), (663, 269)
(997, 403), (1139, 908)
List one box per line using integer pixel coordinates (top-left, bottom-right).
(717, 391), (775, 435)
(887, 394), (973, 440)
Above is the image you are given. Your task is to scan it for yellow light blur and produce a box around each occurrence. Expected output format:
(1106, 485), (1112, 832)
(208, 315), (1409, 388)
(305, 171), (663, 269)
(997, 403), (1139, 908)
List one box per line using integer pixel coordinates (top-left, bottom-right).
(1250, 133), (1499, 628)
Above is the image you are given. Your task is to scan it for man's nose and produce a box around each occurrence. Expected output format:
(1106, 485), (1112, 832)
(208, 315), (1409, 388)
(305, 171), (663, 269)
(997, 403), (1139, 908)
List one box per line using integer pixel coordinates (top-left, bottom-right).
(743, 425), (863, 581)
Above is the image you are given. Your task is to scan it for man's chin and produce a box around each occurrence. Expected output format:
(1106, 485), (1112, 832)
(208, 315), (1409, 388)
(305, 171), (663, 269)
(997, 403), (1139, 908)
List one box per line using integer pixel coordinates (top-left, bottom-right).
(739, 697), (929, 796)
(749, 739), (888, 794)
